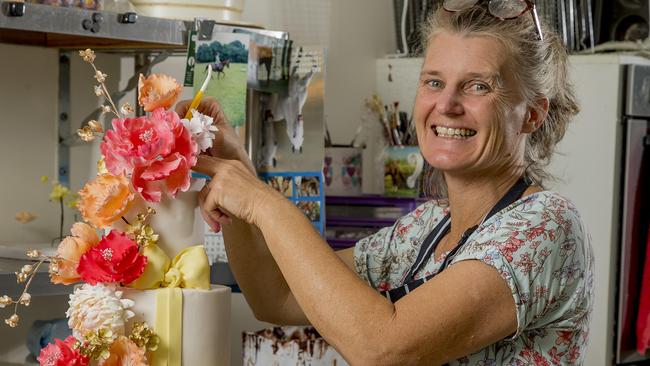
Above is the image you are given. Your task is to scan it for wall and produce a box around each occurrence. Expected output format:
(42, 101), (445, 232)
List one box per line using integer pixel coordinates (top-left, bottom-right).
(0, 43), (121, 364)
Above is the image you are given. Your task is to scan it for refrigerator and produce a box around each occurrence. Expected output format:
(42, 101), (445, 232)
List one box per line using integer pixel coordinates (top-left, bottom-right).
(548, 55), (650, 365)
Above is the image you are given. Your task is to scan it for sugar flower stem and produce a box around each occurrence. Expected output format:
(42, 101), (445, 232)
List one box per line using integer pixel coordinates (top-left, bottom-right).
(11, 258), (45, 322)
(59, 199), (64, 242)
(89, 63), (122, 119)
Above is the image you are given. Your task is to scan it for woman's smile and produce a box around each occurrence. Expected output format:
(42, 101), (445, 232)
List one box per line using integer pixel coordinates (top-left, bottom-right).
(431, 125), (478, 139)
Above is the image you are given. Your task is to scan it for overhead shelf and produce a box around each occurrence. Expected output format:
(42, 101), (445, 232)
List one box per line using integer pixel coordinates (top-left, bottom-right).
(0, 1), (188, 50)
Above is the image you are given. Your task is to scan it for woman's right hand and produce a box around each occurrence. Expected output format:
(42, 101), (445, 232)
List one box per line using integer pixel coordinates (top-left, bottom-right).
(175, 97), (255, 173)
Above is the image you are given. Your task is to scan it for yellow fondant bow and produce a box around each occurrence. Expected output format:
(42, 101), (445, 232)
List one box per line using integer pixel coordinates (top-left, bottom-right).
(129, 244), (210, 290)
(129, 244), (210, 366)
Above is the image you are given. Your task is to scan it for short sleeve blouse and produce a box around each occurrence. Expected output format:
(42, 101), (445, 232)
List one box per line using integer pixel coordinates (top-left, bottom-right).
(353, 191), (594, 365)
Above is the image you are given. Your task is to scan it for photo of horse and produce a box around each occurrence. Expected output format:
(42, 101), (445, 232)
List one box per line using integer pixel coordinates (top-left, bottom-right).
(194, 32), (250, 129)
(246, 34), (292, 94)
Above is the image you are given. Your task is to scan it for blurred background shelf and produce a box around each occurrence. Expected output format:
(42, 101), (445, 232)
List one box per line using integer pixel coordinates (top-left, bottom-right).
(325, 195), (427, 249)
(0, 257), (73, 298)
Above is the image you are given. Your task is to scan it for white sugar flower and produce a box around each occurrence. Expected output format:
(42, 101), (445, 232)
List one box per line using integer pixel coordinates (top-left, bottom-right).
(66, 283), (135, 340)
(181, 110), (218, 152)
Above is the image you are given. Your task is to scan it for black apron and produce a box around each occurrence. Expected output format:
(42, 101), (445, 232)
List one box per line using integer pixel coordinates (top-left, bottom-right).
(380, 178), (530, 303)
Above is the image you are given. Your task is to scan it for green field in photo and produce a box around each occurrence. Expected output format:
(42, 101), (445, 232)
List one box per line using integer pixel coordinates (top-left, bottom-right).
(194, 62), (248, 127)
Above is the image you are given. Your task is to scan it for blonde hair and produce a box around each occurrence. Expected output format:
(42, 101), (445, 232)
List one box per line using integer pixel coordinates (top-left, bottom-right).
(419, 5), (580, 198)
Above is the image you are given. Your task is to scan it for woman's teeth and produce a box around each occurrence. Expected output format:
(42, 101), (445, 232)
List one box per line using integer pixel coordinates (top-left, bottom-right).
(434, 126), (477, 138)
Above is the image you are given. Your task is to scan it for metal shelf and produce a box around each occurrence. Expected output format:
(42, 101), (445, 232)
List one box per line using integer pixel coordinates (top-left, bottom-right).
(0, 258), (73, 298)
(0, 1), (188, 50)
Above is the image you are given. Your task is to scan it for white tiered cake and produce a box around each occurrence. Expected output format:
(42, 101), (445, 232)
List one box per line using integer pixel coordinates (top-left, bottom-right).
(124, 187), (231, 365)
(1, 50), (233, 366)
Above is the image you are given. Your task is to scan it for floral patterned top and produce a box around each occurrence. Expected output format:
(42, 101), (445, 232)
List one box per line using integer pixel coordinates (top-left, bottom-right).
(354, 191), (594, 365)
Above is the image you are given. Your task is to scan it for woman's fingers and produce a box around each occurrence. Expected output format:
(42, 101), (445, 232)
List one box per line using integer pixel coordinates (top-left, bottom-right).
(192, 155), (220, 176)
(198, 185), (219, 231)
(194, 154), (267, 225)
(175, 99), (190, 116)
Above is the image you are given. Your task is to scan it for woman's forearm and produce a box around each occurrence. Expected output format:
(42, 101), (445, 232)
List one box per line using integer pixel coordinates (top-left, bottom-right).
(222, 216), (310, 325)
(254, 196), (397, 362)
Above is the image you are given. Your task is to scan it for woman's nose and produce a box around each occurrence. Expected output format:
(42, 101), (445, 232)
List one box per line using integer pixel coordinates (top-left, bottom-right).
(435, 88), (464, 115)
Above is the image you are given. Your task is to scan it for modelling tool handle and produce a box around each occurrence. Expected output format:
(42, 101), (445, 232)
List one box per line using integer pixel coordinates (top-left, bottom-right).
(184, 91), (204, 119)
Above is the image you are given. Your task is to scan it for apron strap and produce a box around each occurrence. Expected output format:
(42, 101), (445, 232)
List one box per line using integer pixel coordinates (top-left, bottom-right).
(381, 177), (529, 303)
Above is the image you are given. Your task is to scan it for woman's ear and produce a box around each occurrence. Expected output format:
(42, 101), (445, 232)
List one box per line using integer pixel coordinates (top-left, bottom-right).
(521, 97), (549, 133)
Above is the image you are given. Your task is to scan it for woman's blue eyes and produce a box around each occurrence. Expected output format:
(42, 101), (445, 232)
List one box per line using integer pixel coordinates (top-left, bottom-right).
(426, 79), (443, 88)
(467, 82), (490, 93)
(425, 79), (491, 94)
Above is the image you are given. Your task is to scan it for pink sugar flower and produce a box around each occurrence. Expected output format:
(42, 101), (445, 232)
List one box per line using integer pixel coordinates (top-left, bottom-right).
(100, 114), (175, 176)
(131, 108), (198, 202)
(37, 336), (89, 366)
(101, 107), (198, 202)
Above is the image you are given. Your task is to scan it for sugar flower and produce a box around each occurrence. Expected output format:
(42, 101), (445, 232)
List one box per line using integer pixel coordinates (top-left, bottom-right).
(50, 183), (71, 201)
(51, 222), (100, 285)
(66, 284), (135, 340)
(77, 174), (135, 229)
(15, 211), (36, 223)
(77, 126), (96, 142)
(37, 336), (89, 366)
(0, 295), (12, 308)
(181, 110), (218, 152)
(79, 49), (96, 63)
(100, 115), (175, 176)
(98, 336), (148, 366)
(88, 120), (103, 133)
(95, 70), (107, 83)
(138, 73), (182, 112)
(120, 103), (134, 115)
(79, 328), (114, 361)
(5, 314), (18, 327)
(130, 108), (198, 202)
(77, 230), (147, 285)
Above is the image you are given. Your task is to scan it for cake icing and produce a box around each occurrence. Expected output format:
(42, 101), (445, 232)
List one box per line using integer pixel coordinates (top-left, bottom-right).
(123, 285), (231, 366)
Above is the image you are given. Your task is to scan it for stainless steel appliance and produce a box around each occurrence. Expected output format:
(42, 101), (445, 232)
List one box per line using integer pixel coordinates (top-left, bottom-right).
(615, 64), (650, 365)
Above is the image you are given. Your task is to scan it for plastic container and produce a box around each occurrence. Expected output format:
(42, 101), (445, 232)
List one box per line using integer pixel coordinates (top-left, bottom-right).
(131, 0), (244, 22)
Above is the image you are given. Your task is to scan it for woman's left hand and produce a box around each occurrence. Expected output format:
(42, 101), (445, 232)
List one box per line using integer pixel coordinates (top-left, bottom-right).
(192, 155), (279, 230)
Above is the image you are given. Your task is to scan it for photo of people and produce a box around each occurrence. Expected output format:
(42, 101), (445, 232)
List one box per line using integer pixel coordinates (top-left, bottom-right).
(296, 201), (320, 222)
(296, 176), (320, 197)
(265, 176), (293, 197)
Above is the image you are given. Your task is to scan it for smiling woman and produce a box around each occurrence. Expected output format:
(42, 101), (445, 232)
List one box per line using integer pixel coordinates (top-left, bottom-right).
(189, 3), (593, 366)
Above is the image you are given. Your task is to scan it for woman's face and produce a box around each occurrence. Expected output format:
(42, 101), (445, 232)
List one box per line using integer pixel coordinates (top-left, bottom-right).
(413, 31), (530, 180)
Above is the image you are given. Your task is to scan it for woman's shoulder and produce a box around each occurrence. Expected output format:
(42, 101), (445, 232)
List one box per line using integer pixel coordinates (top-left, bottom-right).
(492, 190), (586, 233)
(464, 190), (592, 259)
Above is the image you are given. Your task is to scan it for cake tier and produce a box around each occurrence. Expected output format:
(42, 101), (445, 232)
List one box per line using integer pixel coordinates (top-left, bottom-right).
(121, 180), (207, 257)
(122, 285), (231, 366)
